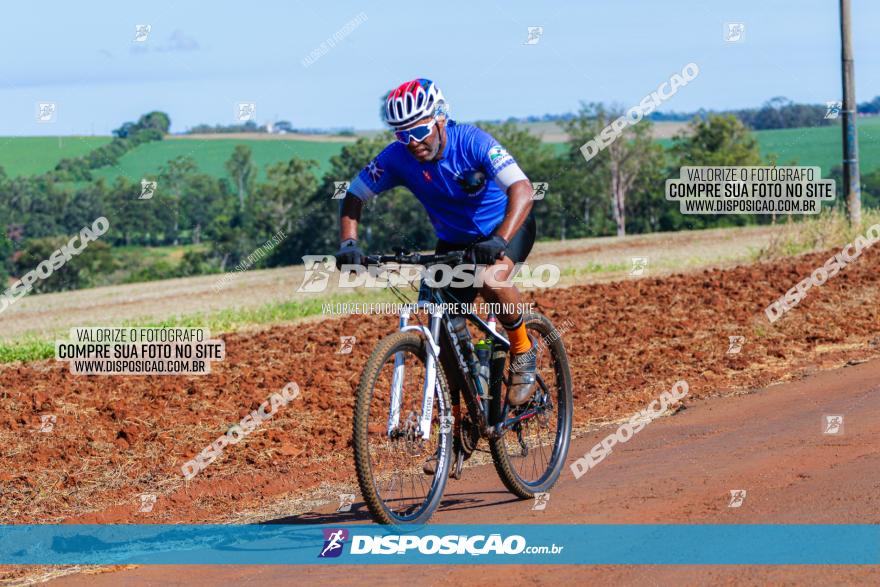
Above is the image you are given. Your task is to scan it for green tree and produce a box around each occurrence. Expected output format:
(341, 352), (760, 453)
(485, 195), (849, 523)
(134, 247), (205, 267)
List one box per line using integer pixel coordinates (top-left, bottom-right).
(669, 114), (763, 228)
(12, 237), (116, 293)
(136, 111), (171, 134)
(159, 156), (198, 245)
(181, 173), (224, 244)
(256, 157), (320, 236)
(562, 103), (665, 237)
(670, 114), (762, 167)
(225, 145), (257, 212)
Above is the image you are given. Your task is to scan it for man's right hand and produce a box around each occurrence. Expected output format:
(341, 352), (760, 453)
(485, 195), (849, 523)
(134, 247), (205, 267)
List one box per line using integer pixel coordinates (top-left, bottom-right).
(335, 238), (364, 269)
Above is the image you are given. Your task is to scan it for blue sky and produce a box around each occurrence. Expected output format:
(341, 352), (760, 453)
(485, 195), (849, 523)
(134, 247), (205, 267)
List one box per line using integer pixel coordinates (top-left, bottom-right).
(1, 0), (877, 135)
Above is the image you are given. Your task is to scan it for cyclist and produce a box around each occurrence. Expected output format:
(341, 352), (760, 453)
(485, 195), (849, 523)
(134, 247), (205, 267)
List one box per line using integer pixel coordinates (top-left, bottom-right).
(335, 78), (539, 463)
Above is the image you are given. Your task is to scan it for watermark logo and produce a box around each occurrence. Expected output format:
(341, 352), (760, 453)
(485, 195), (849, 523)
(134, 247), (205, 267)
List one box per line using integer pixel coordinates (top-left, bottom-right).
(348, 533), (545, 556)
(823, 414), (844, 435)
(319, 528), (349, 558)
(524, 26), (543, 45)
(439, 414), (454, 434)
(728, 489), (747, 508)
(510, 318), (575, 372)
(666, 166), (833, 215)
(581, 63), (699, 163)
(766, 224), (880, 323)
(0, 216), (110, 316)
(138, 494), (157, 513)
(531, 182), (549, 200)
(298, 257), (561, 293)
(336, 493), (356, 513)
(212, 229), (287, 293)
(297, 255), (336, 293)
(727, 335), (745, 354)
(140, 179), (157, 200)
(39, 415), (56, 433)
(302, 12), (368, 68)
(134, 24), (152, 42)
(338, 336), (356, 354)
(181, 382), (300, 480)
(571, 381), (689, 479)
(532, 492), (550, 511)
(236, 102), (256, 122)
(332, 181), (350, 200)
(724, 22), (745, 43)
(36, 102), (57, 123)
(630, 257), (648, 276)
(825, 101), (842, 120)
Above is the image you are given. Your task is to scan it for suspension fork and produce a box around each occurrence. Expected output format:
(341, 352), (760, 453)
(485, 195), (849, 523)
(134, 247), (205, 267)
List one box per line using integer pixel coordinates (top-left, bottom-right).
(387, 303), (443, 440)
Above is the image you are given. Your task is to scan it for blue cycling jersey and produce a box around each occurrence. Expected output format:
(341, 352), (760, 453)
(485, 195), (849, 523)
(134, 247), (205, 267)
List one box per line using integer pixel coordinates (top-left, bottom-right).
(348, 120), (525, 244)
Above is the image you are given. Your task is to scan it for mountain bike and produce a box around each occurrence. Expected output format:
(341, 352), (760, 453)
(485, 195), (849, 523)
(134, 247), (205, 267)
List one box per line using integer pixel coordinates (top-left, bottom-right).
(352, 249), (573, 525)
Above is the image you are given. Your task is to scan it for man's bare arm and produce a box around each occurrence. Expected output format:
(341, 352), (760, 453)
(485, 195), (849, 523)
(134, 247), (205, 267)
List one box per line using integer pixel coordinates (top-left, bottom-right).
(493, 179), (533, 242)
(339, 193), (363, 242)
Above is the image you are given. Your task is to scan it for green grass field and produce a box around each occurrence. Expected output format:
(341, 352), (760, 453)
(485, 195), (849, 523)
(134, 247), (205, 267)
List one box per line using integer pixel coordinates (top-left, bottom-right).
(0, 136), (112, 177)
(89, 138), (346, 183)
(2, 118), (878, 181)
(755, 117), (880, 173)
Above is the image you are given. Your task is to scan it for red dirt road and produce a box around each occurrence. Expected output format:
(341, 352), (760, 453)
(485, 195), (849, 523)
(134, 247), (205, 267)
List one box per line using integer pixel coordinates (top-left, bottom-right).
(52, 358), (880, 586)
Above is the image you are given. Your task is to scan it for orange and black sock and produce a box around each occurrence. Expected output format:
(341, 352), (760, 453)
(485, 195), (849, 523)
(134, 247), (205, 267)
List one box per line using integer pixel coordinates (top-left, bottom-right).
(501, 315), (531, 355)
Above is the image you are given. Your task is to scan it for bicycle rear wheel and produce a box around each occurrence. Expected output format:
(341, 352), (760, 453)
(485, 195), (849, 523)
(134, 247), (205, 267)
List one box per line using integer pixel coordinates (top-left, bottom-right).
(490, 312), (573, 498)
(353, 330), (453, 525)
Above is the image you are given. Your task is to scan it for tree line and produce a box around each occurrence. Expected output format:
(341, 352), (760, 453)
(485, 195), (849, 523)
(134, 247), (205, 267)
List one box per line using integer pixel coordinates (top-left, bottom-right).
(2, 108), (879, 292)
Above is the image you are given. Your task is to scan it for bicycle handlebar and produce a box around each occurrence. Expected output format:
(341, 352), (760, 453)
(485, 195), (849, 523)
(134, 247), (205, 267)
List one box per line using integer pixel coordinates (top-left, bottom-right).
(364, 250), (468, 267)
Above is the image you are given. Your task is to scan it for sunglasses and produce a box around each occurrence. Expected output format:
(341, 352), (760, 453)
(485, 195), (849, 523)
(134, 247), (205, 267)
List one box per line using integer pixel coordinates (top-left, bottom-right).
(394, 117), (438, 144)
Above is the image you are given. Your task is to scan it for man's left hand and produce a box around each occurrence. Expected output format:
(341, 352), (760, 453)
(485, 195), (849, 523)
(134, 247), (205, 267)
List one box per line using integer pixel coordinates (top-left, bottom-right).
(472, 235), (508, 265)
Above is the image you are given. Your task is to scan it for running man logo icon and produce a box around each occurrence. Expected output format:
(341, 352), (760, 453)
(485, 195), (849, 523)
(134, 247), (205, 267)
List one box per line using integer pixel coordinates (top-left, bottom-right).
(724, 23), (745, 43)
(531, 182), (549, 200)
(532, 492), (550, 510)
(727, 335), (745, 354)
(37, 102), (57, 123)
(823, 414), (844, 435)
(824, 101), (842, 120)
(138, 494), (157, 513)
(39, 415), (56, 433)
(319, 528), (349, 558)
(332, 181), (350, 199)
(134, 24), (151, 42)
(338, 336), (356, 354)
(524, 26), (544, 45)
(236, 102), (256, 122)
(297, 255), (336, 293)
(140, 179), (157, 200)
(728, 489), (746, 508)
(337, 493), (355, 513)
(630, 257), (648, 276)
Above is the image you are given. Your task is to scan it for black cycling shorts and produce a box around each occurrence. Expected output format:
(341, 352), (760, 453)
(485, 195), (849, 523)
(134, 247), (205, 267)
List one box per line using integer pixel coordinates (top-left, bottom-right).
(430, 211), (537, 306)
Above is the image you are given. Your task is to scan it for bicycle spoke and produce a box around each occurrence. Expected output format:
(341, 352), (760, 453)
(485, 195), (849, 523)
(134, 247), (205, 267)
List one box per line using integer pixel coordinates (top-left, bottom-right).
(362, 342), (447, 522)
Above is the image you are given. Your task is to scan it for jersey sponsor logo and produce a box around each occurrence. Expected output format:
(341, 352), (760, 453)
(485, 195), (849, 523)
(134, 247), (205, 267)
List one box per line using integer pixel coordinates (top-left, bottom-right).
(366, 159), (384, 183)
(487, 145), (513, 171)
(422, 170), (432, 182)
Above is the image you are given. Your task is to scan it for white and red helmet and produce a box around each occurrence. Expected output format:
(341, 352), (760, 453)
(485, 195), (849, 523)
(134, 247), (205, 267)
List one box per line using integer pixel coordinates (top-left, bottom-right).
(383, 78), (447, 129)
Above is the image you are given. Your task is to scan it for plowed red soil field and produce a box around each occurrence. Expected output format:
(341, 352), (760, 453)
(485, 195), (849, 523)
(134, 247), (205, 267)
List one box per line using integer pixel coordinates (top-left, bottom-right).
(1, 245), (878, 537)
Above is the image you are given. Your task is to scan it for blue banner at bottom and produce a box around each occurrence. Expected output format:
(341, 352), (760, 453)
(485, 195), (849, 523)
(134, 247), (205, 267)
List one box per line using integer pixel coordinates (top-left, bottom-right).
(0, 524), (877, 565)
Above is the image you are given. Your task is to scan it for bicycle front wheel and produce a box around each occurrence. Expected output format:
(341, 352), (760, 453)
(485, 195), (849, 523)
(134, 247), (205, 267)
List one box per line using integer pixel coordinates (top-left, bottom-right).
(490, 312), (573, 498)
(353, 331), (453, 525)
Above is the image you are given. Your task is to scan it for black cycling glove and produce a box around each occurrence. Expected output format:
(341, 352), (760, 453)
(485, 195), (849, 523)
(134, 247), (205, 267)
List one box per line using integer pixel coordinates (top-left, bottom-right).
(472, 234), (508, 265)
(335, 238), (364, 269)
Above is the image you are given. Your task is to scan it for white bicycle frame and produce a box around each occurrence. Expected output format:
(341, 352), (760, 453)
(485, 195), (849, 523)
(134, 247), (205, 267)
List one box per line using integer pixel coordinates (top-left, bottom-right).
(387, 301), (444, 440)
(385, 294), (512, 441)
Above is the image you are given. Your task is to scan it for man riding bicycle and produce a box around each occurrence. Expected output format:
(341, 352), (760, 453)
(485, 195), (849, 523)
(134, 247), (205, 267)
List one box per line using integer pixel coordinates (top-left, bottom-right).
(335, 78), (539, 461)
